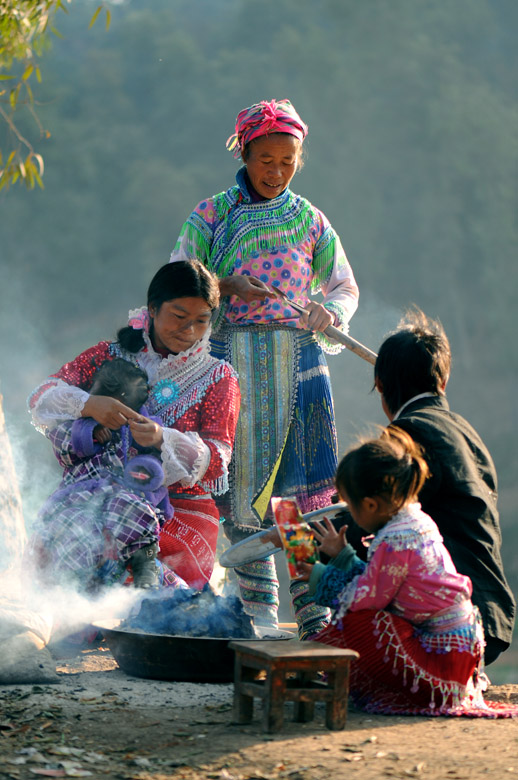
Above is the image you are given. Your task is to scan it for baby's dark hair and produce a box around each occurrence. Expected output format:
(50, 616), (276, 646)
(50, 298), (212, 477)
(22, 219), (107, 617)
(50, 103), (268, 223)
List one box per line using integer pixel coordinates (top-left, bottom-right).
(375, 307), (451, 416)
(90, 358), (149, 412)
(335, 427), (429, 514)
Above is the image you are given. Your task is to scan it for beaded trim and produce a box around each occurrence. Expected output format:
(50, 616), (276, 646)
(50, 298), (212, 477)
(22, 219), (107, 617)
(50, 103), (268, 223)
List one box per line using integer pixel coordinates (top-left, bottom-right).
(369, 610), (484, 713)
(367, 504), (443, 559)
(110, 313), (236, 429)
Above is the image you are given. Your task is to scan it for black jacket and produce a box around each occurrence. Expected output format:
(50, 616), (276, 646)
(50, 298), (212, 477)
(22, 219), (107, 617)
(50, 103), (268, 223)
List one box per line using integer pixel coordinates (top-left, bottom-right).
(393, 394), (515, 650)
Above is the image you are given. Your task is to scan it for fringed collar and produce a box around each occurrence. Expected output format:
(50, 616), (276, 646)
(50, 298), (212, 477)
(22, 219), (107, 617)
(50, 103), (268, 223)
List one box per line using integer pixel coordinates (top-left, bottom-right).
(207, 172), (313, 281)
(367, 503), (444, 559)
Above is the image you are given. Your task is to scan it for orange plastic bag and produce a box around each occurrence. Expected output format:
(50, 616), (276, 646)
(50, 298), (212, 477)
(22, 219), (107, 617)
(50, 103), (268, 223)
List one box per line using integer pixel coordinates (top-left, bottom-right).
(271, 496), (319, 577)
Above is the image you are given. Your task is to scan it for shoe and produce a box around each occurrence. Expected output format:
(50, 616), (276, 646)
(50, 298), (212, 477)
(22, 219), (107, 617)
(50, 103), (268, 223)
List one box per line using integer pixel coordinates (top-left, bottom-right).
(129, 543), (160, 589)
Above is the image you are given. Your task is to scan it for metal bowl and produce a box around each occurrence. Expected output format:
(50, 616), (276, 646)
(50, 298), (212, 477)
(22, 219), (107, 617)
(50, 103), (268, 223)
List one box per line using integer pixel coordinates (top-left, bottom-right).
(219, 502), (348, 567)
(94, 619), (294, 682)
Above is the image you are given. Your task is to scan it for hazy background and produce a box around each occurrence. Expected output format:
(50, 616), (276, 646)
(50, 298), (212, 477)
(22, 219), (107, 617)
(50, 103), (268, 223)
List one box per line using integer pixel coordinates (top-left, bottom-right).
(1, 0), (516, 677)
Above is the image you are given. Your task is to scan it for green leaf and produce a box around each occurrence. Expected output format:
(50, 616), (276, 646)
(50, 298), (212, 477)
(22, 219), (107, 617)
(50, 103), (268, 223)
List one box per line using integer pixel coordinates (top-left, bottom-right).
(33, 168), (44, 189)
(89, 6), (103, 29)
(22, 64), (34, 81)
(50, 25), (65, 40)
(106, 8), (111, 30)
(0, 75), (15, 81)
(25, 162), (35, 189)
(9, 86), (19, 108)
(35, 66), (42, 83)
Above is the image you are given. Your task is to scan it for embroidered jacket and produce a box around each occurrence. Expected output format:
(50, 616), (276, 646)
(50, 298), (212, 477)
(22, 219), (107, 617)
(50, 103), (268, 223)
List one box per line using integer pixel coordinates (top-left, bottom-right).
(28, 320), (240, 498)
(171, 167), (359, 354)
(311, 503), (476, 633)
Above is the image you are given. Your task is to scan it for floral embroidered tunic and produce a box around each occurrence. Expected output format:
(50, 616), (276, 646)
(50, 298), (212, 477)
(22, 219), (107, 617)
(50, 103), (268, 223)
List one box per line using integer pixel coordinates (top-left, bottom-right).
(172, 167), (359, 354)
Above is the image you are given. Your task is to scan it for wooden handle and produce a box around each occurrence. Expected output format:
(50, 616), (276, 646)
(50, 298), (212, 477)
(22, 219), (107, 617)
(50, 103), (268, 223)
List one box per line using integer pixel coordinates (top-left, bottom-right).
(323, 324), (378, 365)
(268, 290), (378, 366)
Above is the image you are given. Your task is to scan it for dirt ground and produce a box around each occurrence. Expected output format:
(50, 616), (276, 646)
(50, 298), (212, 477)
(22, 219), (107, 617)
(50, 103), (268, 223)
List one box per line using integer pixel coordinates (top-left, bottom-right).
(1, 643), (517, 780)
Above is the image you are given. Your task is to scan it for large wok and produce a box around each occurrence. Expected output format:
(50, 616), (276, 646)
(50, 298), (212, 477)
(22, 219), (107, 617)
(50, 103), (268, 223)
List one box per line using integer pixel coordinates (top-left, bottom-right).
(94, 619), (294, 682)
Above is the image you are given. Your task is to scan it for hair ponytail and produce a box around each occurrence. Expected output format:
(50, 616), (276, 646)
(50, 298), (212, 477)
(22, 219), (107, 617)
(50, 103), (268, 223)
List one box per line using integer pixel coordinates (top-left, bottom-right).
(116, 326), (146, 354)
(335, 426), (429, 513)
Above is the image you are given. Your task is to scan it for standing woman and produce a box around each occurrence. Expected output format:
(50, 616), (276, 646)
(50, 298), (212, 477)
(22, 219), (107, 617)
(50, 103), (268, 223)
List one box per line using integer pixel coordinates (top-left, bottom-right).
(171, 99), (359, 628)
(28, 261), (240, 591)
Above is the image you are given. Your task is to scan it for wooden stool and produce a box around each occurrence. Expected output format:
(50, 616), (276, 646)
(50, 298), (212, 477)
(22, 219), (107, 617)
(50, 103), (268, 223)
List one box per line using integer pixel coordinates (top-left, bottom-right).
(229, 639), (359, 733)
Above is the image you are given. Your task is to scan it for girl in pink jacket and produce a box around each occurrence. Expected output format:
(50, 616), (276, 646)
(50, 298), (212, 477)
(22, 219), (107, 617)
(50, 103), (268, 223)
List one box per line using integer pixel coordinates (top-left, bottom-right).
(296, 427), (516, 717)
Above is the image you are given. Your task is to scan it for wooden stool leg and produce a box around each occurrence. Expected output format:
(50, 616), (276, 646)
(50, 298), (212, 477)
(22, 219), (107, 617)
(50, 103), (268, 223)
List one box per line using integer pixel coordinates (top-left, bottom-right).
(233, 657), (254, 724)
(325, 664), (349, 730)
(263, 667), (286, 733)
(293, 671), (315, 722)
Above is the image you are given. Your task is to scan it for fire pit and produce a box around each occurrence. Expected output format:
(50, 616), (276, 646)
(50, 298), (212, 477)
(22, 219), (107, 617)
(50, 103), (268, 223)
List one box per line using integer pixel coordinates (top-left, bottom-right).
(94, 618), (294, 682)
(94, 584), (294, 683)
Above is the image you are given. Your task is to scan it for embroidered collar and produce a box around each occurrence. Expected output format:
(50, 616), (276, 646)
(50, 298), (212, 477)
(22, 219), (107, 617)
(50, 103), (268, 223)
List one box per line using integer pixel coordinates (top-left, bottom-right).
(142, 326), (213, 365)
(367, 503), (443, 558)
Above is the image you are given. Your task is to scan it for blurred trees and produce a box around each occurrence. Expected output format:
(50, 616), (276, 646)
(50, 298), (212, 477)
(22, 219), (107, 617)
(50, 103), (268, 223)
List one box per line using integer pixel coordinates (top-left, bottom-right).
(0, 0), (111, 190)
(0, 0), (57, 190)
(3, 0), (516, 363)
(0, 0), (516, 562)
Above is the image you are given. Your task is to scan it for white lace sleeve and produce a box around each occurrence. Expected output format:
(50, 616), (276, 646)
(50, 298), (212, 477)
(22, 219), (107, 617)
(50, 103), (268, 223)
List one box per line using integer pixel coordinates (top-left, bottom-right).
(30, 379), (90, 434)
(161, 428), (211, 488)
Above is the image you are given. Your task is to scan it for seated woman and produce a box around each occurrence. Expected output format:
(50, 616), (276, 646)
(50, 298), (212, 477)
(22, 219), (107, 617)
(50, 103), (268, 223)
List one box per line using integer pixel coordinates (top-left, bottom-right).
(27, 261), (240, 591)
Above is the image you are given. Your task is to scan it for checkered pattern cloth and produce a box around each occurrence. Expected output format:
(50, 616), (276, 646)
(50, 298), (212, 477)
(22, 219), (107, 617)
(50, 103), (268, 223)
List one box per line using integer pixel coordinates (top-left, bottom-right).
(27, 420), (163, 590)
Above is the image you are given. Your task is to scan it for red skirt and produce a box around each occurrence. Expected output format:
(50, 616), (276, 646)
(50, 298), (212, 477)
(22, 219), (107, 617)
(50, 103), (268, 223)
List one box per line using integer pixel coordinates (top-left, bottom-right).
(158, 497), (220, 590)
(313, 610), (516, 717)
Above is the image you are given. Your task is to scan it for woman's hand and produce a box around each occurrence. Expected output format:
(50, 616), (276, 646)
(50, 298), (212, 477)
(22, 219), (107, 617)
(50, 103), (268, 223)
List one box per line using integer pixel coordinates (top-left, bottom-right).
(219, 274), (271, 303)
(81, 395), (141, 429)
(312, 517), (348, 559)
(128, 416), (164, 449)
(298, 301), (334, 333)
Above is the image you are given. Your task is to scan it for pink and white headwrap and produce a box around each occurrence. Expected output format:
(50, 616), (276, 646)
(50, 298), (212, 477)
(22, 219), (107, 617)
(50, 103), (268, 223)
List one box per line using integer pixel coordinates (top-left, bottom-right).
(226, 99), (308, 159)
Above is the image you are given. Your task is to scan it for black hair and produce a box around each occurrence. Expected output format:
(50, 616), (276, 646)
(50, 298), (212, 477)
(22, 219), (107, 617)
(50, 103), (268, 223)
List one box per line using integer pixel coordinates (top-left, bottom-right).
(90, 358), (149, 412)
(117, 260), (220, 353)
(335, 427), (429, 514)
(374, 308), (451, 416)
